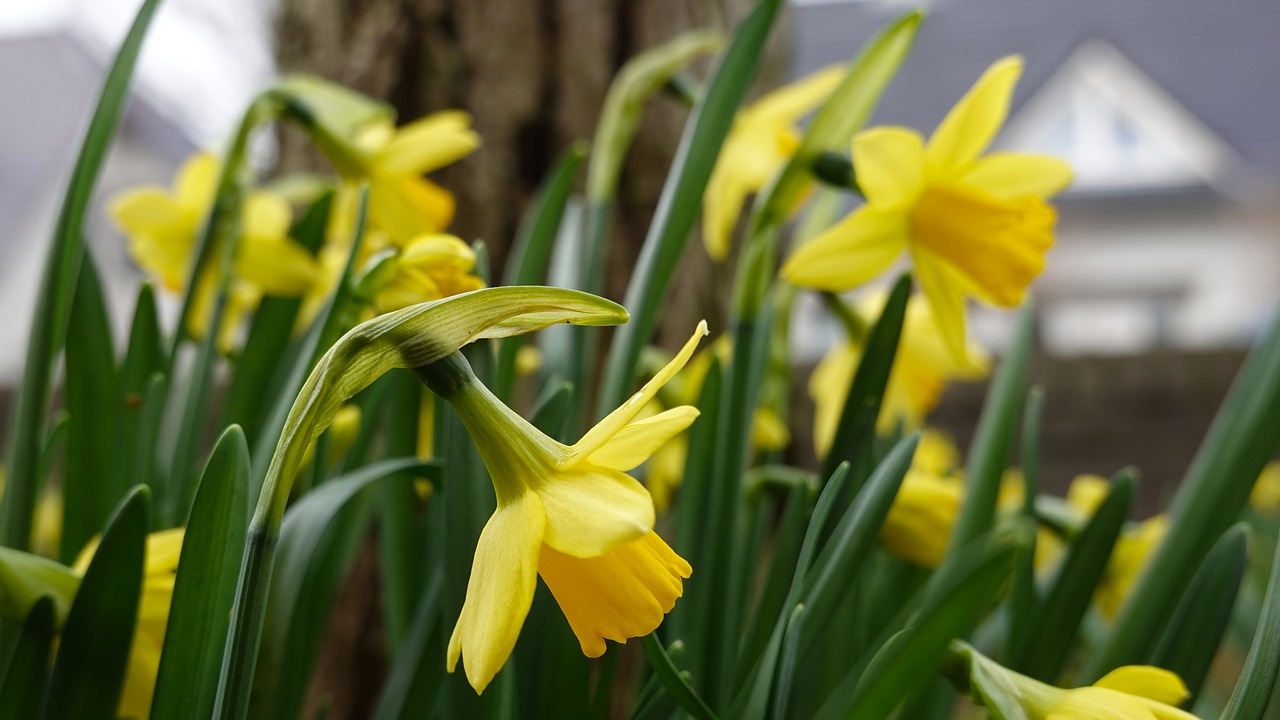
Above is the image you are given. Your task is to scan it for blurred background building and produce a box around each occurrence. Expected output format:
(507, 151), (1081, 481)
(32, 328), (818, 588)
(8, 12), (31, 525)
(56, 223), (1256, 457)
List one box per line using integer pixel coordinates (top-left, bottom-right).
(2, 0), (1278, 508)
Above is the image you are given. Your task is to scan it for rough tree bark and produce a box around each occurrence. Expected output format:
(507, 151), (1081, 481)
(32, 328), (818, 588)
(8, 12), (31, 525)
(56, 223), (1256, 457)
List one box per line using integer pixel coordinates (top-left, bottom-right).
(275, 1), (783, 716)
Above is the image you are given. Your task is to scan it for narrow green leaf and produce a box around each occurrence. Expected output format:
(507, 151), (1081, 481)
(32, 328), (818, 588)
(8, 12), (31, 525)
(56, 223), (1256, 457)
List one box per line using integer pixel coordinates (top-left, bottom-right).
(61, 251), (120, 563)
(1149, 523), (1247, 701)
(770, 604), (806, 720)
(1222, 518), (1280, 720)
(496, 143), (587, 400)
(739, 484), (812, 673)
(0, 0), (162, 551)
(150, 426), (250, 720)
(371, 576), (443, 720)
(0, 597), (55, 719)
(751, 10), (921, 233)
(947, 303), (1034, 555)
(642, 633), (718, 720)
(44, 486), (149, 720)
(1087, 305), (1280, 679)
(597, 0), (783, 416)
(1012, 470), (1133, 681)
(378, 371), (426, 652)
(116, 285), (165, 497)
(1006, 386), (1044, 658)
(819, 275), (911, 488)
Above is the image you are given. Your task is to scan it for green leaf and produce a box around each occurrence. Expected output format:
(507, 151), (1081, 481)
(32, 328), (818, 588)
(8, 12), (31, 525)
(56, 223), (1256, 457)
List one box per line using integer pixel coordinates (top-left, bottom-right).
(751, 10), (921, 233)
(1149, 522), (1247, 700)
(1087, 305), (1280, 679)
(61, 251), (121, 564)
(150, 426), (250, 720)
(947, 303), (1034, 555)
(0, 549), (79, 628)
(770, 604), (806, 720)
(642, 633), (718, 720)
(1011, 470), (1133, 681)
(826, 529), (1020, 720)
(1222, 519), (1280, 719)
(1005, 386), (1044, 658)
(0, 0), (162, 551)
(116, 285), (165, 497)
(0, 597), (55, 718)
(495, 143), (587, 400)
(819, 275), (911, 487)
(377, 372), (426, 654)
(44, 486), (149, 720)
(597, 0), (783, 416)
(371, 576), (444, 720)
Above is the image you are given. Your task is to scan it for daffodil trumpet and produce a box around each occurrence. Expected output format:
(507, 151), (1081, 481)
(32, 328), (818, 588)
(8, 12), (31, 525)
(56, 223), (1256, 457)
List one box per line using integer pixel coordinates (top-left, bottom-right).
(413, 322), (707, 693)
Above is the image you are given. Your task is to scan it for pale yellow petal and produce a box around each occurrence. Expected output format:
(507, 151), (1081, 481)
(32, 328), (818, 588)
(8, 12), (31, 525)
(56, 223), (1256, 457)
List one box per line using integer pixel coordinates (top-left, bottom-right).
(570, 321), (708, 462)
(750, 408), (790, 451)
(535, 467), (654, 558)
(1094, 667), (1189, 707)
(747, 64), (845, 124)
(368, 175), (456, 243)
(852, 127), (926, 209)
(539, 531), (690, 657)
(781, 206), (907, 291)
(447, 491), (544, 693)
(587, 406), (700, 472)
(960, 153), (1073, 200)
(241, 192), (293, 240)
(108, 189), (190, 240)
(237, 237), (320, 296)
(925, 56), (1023, 179)
(175, 152), (220, 211)
(145, 528), (185, 575)
(809, 342), (858, 458)
(702, 159), (751, 262)
(911, 249), (971, 366)
(881, 471), (962, 567)
(400, 234), (476, 273)
(1067, 475), (1111, 516)
(375, 111), (480, 176)
(1047, 687), (1157, 720)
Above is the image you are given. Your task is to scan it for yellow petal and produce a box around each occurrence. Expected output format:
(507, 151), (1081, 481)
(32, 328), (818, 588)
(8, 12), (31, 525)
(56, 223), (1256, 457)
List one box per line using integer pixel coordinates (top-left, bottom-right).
(368, 176), (456, 243)
(400, 234), (477, 274)
(925, 56), (1022, 179)
(747, 64), (845, 124)
(881, 471), (962, 567)
(535, 467), (654, 558)
(809, 342), (857, 458)
(108, 188), (191, 240)
(175, 152), (220, 211)
(448, 491), (544, 694)
(750, 408), (790, 452)
(1067, 474), (1111, 516)
(1094, 667), (1189, 707)
(781, 206), (907, 291)
(539, 531), (691, 657)
(853, 127), (926, 209)
(1048, 687), (1158, 720)
(242, 192), (293, 240)
(237, 237), (321, 296)
(961, 153), (1073, 200)
(911, 250), (971, 367)
(145, 528), (184, 576)
(702, 158), (751, 262)
(587, 406), (700, 472)
(570, 321), (708, 462)
(375, 111), (481, 176)
(646, 438), (688, 512)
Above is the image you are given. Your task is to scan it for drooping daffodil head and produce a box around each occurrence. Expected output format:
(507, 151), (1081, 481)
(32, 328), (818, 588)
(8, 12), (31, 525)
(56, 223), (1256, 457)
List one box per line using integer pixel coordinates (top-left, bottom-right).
(703, 65), (844, 261)
(809, 293), (988, 458)
(413, 321), (709, 693)
(73, 528), (184, 720)
(782, 56), (1073, 364)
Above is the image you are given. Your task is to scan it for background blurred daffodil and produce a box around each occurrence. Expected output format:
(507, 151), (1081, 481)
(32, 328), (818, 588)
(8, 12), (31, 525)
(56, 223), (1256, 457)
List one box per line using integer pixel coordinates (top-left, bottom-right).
(73, 528), (183, 720)
(370, 234), (486, 315)
(415, 322), (707, 693)
(702, 65), (844, 261)
(782, 56), (1072, 363)
(109, 153), (321, 352)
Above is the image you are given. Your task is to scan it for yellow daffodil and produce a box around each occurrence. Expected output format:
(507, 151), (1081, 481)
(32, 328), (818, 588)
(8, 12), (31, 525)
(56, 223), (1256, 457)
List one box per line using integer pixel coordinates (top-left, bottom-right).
(415, 323), (708, 692)
(913, 429), (962, 476)
(809, 294), (988, 457)
(1249, 461), (1280, 514)
(703, 65), (844, 261)
(340, 112), (480, 244)
(958, 641), (1197, 720)
(73, 529), (183, 720)
(881, 469), (963, 567)
(371, 234), (486, 315)
(109, 153), (321, 351)
(782, 57), (1073, 362)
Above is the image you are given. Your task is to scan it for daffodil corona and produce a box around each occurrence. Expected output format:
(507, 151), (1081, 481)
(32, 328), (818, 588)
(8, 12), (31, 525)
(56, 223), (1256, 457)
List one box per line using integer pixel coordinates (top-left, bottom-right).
(782, 56), (1072, 362)
(413, 322), (708, 693)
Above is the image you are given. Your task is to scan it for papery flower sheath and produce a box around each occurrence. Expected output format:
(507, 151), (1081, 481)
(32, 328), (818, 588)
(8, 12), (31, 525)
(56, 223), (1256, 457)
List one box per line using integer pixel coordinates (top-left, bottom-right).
(73, 529), (183, 720)
(782, 57), (1072, 362)
(415, 322), (708, 693)
(703, 65), (843, 261)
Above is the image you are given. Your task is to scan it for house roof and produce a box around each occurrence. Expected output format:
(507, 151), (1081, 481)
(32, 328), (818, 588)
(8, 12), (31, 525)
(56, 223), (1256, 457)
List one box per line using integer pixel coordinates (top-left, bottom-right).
(789, 0), (1280, 188)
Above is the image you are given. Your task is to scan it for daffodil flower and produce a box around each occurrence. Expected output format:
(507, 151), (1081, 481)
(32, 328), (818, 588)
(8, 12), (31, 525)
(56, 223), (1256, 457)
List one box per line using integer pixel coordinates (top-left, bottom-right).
(414, 322), (708, 692)
(72, 529), (184, 720)
(809, 293), (988, 458)
(109, 153), (321, 351)
(340, 112), (480, 244)
(956, 641), (1198, 720)
(1249, 461), (1280, 514)
(782, 57), (1073, 362)
(702, 65), (844, 261)
(370, 234), (486, 315)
